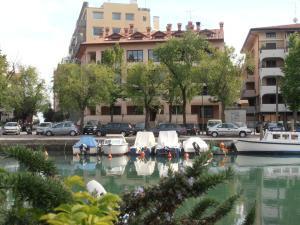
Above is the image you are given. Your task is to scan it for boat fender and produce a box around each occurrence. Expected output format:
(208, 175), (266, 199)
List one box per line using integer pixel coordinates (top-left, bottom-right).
(192, 142), (201, 154)
(86, 180), (107, 197)
(80, 144), (90, 154)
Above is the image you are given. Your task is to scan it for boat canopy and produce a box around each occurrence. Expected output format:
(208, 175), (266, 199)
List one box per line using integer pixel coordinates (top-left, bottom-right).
(73, 136), (98, 148)
(183, 137), (209, 152)
(133, 131), (156, 149)
(157, 131), (181, 148)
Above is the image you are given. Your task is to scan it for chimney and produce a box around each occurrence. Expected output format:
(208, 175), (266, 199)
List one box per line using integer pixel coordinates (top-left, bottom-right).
(153, 16), (160, 31)
(196, 22), (201, 31)
(105, 27), (109, 37)
(187, 21), (194, 30)
(124, 27), (129, 37)
(146, 26), (151, 37)
(129, 24), (134, 34)
(219, 22), (224, 31)
(166, 23), (172, 33)
(177, 23), (182, 31)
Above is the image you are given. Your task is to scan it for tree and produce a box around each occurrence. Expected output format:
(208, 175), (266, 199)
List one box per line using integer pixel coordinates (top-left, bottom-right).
(54, 63), (114, 132)
(101, 43), (125, 122)
(7, 66), (48, 124)
(126, 63), (165, 129)
(281, 33), (300, 128)
(155, 31), (209, 125)
(203, 47), (242, 121)
(0, 50), (9, 110)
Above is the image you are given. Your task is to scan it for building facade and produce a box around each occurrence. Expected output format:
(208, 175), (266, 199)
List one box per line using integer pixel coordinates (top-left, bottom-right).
(241, 24), (300, 123)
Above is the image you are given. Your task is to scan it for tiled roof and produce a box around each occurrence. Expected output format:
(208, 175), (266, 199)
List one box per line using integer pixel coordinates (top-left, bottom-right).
(251, 24), (300, 30)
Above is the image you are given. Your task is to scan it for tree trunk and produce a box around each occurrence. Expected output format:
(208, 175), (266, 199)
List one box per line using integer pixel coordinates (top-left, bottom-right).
(80, 108), (85, 134)
(145, 106), (150, 129)
(110, 103), (114, 123)
(168, 102), (173, 123)
(182, 88), (187, 126)
(221, 102), (226, 122)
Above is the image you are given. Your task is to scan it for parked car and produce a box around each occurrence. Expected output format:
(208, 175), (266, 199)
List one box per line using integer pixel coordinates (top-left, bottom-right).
(150, 123), (187, 137)
(264, 122), (285, 132)
(36, 122), (52, 135)
(133, 122), (145, 134)
(44, 121), (78, 136)
(2, 122), (21, 135)
(181, 123), (200, 135)
(207, 122), (252, 137)
(206, 119), (222, 135)
(95, 123), (135, 137)
(83, 120), (100, 135)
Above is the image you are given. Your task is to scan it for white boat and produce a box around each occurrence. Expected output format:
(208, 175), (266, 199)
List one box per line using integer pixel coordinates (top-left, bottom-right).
(73, 136), (99, 155)
(182, 137), (209, 153)
(130, 131), (156, 155)
(134, 159), (156, 176)
(101, 134), (129, 155)
(101, 155), (129, 176)
(235, 131), (300, 153)
(235, 155), (300, 167)
(155, 131), (181, 156)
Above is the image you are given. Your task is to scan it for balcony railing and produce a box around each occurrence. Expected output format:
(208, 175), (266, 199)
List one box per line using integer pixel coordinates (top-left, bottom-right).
(260, 104), (287, 112)
(260, 67), (283, 79)
(260, 49), (286, 61)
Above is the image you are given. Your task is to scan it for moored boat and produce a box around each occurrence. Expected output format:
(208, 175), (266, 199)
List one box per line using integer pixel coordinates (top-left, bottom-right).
(155, 131), (181, 156)
(182, 137), (209, 153)
(101, 134), (129, 155)
(73, 136), (99, 155)
(235, 131), (300, 154)
(130, 131), (156, 155)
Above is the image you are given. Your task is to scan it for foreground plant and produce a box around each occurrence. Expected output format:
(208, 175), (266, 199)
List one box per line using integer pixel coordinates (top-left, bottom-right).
(118, 152), (255, 225)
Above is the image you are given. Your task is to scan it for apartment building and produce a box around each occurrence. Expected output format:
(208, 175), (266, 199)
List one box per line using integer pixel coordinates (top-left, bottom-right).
(69, 1), (151, 60)
(241, 24), (300, 122)
(71, 20), (224, 125)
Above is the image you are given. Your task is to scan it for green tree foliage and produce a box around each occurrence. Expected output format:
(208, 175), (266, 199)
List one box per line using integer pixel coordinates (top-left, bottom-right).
(118, 152), (255, 225)
(0, 50), (9, 109)
(155, 31), (209, 125)
(126, 63), (165, 128)
(54, 63), (114, 131)
(203, 47), (242, 120)
(281, 33), (300, 126)
(101, 44), (125, 122)
(7, 66), (48, 123)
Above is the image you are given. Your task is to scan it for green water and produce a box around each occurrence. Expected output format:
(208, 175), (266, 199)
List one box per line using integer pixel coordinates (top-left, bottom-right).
(2, 154), (300, 224)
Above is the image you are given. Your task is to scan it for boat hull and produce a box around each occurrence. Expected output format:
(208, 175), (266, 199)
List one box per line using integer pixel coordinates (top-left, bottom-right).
(73, 147), (98, 155)
(102, 144), (129, 155)
(235, 140), (300, 154)
(155, 147), (181, 156)
(129, 147), (152, 155)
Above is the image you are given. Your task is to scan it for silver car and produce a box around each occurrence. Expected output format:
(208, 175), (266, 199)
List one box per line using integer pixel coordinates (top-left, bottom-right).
(207, 122), (251, 137)
(36, 122), (53, 135)
(44, 121), (78, 136)
(3, 122), (21, 135)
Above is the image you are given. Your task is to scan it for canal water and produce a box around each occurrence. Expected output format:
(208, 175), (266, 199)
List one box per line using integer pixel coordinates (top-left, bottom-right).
(2, 153), (300, 225)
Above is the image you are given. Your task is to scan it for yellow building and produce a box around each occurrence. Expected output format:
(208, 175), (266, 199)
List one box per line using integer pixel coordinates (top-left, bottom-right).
(72, 20), (224, 125)
(241, 24), (300, 123)
(69, 1), (150, 60)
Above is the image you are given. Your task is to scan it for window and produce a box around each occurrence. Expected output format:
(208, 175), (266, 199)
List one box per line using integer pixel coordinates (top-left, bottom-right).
(127, 50), (143, 62)
(266, 32), (276, 38)
(126, 13), (134, 21)
(265, 60), (277, 68)
(143, 16), (147, 22)
(88, 52), (96, 63)
(171, 105), (183, 115)
(101, 106), (121, 115)
(266, 78), (276, 86)
(93, 11), (103, 19)
(190, 105), (213, 118)
(148, 49), (159, 62)
(93, 27), (103, 36)
(112, 12), (121, 20)
(127, 106), (143, 115)
(64, 123), (72, 128)
(112, 27), (121, 34)
(265, 42), (276, 49)
(89, 106), (96, 115)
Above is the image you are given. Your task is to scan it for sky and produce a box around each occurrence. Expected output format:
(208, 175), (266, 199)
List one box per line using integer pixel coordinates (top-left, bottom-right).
(0, 0), (298, 88)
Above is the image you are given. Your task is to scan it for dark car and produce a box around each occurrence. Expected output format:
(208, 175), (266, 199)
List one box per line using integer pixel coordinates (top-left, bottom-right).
(133, 122), (145, 134)
(182, 123), (200, 135)
(150, 123), (187, 137)
(83, 120), (100, 134)
(95, 123), (134, 137)
(264, 122), (285, 132)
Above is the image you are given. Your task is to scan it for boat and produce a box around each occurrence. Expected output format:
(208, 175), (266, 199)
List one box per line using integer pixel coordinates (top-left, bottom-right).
(101, 155), (129, 176)
(182, 137), (209, 153)
(101, 134), (129, 155)
(235, 131), (300, 154)
(73, 136), (99, 155)
(130, 131), (156, 155)
(155, 131), (181, 156)
(235, 155), (300, 167)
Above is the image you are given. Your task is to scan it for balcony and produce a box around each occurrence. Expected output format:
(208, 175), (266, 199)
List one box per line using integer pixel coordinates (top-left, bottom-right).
(260, 104), (287, 112)
(242, 89), (256, 98)
(260, 49), (286, 61)
(260, 67), (283, 79)
(260, 85), (280, 95)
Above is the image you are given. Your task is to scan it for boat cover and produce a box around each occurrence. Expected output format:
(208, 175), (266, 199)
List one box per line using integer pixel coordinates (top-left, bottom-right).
(182, 137), (209, 152)
(157, 131), (181, 149)
(132, 131), (156, 149)
(73, 136), (98, 148)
